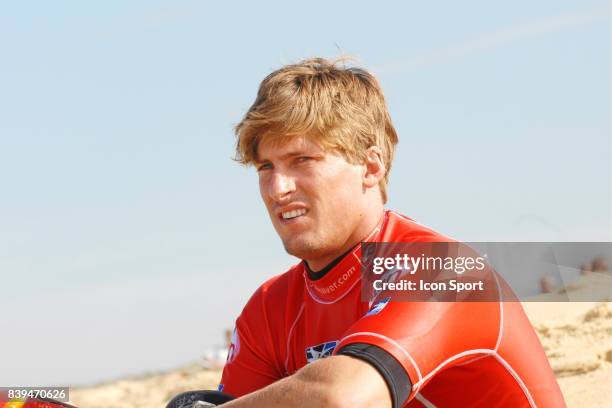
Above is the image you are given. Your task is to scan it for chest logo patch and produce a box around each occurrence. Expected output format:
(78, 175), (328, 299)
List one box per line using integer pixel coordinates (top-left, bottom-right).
(305, 340), (339, 363)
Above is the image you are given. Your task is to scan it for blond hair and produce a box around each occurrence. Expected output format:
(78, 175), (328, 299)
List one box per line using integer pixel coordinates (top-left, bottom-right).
(234, 57), (398, 202)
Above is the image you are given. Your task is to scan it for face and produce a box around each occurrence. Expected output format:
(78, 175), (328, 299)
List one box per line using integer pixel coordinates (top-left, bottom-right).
(256, 136), (370, 269)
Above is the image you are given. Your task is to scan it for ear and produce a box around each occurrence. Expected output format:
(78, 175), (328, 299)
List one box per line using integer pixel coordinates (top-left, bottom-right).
(362, 146), (386, 189)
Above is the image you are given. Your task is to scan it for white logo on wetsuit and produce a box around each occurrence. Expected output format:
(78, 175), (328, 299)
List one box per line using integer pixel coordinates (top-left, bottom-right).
(366, 297), (391, 316)
(226, 327), (240, 363)
(305, 340), (339, 363)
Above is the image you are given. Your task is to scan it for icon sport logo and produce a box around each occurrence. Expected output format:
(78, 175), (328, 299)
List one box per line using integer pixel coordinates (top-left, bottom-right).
(305, 340), (339, 363)
(366, 297), (391, 316)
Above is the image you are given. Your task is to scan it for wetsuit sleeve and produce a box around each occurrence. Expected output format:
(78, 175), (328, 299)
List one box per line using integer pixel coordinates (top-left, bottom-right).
(337, 342), (411, 408)
(334, 300), (500, 407)
(219, 285), (284, 398)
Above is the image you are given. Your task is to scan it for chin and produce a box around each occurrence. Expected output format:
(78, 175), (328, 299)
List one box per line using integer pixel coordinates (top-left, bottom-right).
(282, 237), (323, 260)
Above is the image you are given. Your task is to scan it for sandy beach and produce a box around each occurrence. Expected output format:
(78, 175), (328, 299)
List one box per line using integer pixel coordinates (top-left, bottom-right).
(70, 274), (612, 408)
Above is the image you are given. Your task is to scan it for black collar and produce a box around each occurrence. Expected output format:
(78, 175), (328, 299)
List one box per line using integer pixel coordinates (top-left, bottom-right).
(304, 244), (358, 281)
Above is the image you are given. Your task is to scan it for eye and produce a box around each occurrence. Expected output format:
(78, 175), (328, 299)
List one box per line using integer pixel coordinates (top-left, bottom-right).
(257, 162), (273, 172)
(296, 156), (313, 164)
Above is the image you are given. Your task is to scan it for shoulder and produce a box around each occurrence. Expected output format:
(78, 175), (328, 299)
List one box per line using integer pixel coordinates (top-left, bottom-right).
(235, 263), (304, 368)
(383, 209), (456, 242)
(240, 263), (304, 319)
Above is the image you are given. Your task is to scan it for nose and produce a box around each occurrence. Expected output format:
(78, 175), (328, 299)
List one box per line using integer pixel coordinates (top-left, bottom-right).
(266, 170), (296, 203)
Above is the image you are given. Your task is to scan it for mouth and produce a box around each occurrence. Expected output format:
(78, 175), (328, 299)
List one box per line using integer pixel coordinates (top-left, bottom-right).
(279, 208), (308, 221)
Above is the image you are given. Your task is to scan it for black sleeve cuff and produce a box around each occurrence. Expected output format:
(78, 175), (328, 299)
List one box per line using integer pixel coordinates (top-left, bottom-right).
(337, 343), (412, 408)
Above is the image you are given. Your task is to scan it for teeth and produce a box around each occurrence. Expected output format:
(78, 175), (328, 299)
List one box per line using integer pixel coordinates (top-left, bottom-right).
(282, 209), (307, 220)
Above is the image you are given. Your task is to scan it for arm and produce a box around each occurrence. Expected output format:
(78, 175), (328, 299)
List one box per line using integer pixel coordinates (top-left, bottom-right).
(222, 355), (392, 408)
(220, 282), (285, 397)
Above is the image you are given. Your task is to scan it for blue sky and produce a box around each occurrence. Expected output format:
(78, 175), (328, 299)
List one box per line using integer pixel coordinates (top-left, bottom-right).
(0, 0), (609, 386)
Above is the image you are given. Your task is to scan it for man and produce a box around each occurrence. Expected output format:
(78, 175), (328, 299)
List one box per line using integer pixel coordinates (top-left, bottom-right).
(217, 58), (564, 407)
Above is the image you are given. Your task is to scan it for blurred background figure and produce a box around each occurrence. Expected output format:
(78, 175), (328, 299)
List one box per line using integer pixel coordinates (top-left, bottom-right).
(224, 329), (232, 348)
(591, 256), (609, 273)
(580, 263), (593, 275)
(200, 331), (231, 369)
(539, 274), (555, 294)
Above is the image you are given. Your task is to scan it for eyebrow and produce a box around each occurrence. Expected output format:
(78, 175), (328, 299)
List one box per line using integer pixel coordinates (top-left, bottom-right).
(255, 150), (313, 164)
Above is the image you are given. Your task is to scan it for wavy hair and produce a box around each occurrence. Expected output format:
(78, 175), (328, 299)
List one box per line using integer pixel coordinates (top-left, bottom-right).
(234, 57), (398, 202)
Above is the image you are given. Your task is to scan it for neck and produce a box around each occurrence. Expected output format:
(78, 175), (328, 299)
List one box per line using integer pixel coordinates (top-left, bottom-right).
(305, 205), (384, 271)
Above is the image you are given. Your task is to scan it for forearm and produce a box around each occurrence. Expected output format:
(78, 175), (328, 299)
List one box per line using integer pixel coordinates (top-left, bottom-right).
(221, 356), (391, 408)
(222, 370), (340, 408)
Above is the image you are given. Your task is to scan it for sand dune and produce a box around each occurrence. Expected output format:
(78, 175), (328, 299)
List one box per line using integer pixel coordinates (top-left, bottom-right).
(523, 301), (612, 408)
(69, 364), (222, 408)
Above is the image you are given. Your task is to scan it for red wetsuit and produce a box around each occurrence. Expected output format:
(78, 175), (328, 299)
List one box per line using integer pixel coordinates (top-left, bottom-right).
(220, 210), (565, 407)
